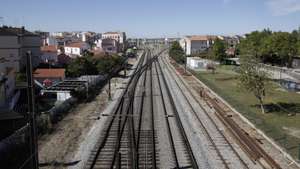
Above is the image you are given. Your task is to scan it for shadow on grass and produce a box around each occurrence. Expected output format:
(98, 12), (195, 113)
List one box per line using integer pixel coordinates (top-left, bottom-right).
(256, 102), (300, 115)
(215, 77), (238, 81)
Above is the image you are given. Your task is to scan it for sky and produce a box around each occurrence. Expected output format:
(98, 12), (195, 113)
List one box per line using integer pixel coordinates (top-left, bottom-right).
(0, 0), (300, 38)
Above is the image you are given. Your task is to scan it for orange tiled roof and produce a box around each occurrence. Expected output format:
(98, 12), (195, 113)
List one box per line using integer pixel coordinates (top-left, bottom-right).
(34, 69), (65, 78)
(187, 35), (217, 41)
(65, 42), (86, 48)
(41, 45), (57, 52)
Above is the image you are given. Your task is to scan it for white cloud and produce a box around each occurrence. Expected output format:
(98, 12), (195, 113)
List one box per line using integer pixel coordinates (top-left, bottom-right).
(266, 0), (300, 16)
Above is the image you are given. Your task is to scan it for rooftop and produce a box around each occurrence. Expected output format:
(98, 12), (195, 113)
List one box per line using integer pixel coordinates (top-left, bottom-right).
(65, 42), (87, 48)
(0, 26), (38, 36)
(186, 35), (217, 41)
(41, 45), (57, 52)
(34, 68), (65, 78)
(103, 31), (124, 35)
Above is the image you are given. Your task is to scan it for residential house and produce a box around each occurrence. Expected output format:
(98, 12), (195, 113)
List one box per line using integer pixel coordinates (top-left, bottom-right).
(34, 68), (65, 86)
(102, 32), (126, 50)
(97, 38), (119, 54)
(180, 35), (217, 55)
(64, 42), (90, 58)
(40, 45), (58, 63)
(218, 35), (240, 47)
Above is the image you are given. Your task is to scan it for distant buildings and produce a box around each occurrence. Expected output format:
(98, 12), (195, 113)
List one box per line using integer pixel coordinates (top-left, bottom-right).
(102, 31), (126, 44)
(180, 35), (242, 56)
(180, 35), (217, 55)
(127, 38), (141, 47)
(218, 35), (241, 47)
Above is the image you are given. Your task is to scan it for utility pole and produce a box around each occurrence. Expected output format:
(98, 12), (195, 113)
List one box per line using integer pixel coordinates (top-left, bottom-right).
(108, 78), (112, 100)
(26, 51), (39, 169)
(185, 55), (187, 74)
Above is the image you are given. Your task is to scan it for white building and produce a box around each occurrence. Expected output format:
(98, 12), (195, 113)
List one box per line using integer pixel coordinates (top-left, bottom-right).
(180, 35), (217, 55)
(95, 38), (119, 53)
(102, 32), (126, 44)
(187, 57), (216, 70)
(64, 42), (90, 57)
(102, 32), (126, 50)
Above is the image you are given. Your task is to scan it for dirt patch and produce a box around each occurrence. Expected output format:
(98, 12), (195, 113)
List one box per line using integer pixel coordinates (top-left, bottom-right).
(38, 85), (111, 169)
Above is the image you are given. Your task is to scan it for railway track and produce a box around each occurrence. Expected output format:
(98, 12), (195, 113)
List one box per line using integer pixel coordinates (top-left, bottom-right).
(160, 55), (250, 169)
(160, 53), (281, 169)
(88, 46), (265, 169)
(154, 58), (199, 169)
(85, 50), (149, 169)
(133, 51), (157, 169)
(86, 49), (164, 169)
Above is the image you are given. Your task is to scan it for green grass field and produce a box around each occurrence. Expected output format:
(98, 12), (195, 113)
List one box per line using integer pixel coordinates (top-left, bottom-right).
(193, 65), (300, 160)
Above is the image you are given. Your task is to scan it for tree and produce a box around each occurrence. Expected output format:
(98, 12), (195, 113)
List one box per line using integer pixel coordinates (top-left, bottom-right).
(212, 39), (226, 61)
(297, 41), (300, 55)
(66, 55), (98, 77)
(238, 29), (272, 59)
(239, 55), (269, 114)
(238, 29), (300, 67)
(96, 54), (124, 74)
(267, 32), (297, 67)
(169, 41), (185, 64)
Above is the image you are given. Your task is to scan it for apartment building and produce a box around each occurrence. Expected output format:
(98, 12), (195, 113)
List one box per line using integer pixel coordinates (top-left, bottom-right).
(102, 32), (126, 50)
(180, 35), (217, 55)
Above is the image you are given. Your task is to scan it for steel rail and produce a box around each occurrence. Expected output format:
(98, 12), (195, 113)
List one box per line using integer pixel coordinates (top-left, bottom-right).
(150, 61), (157, 169)
(155, 59), (199, 169)
(88, 51), (146, 169)
(154, 60), (180, 168)
(135, 50), (149, 168)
